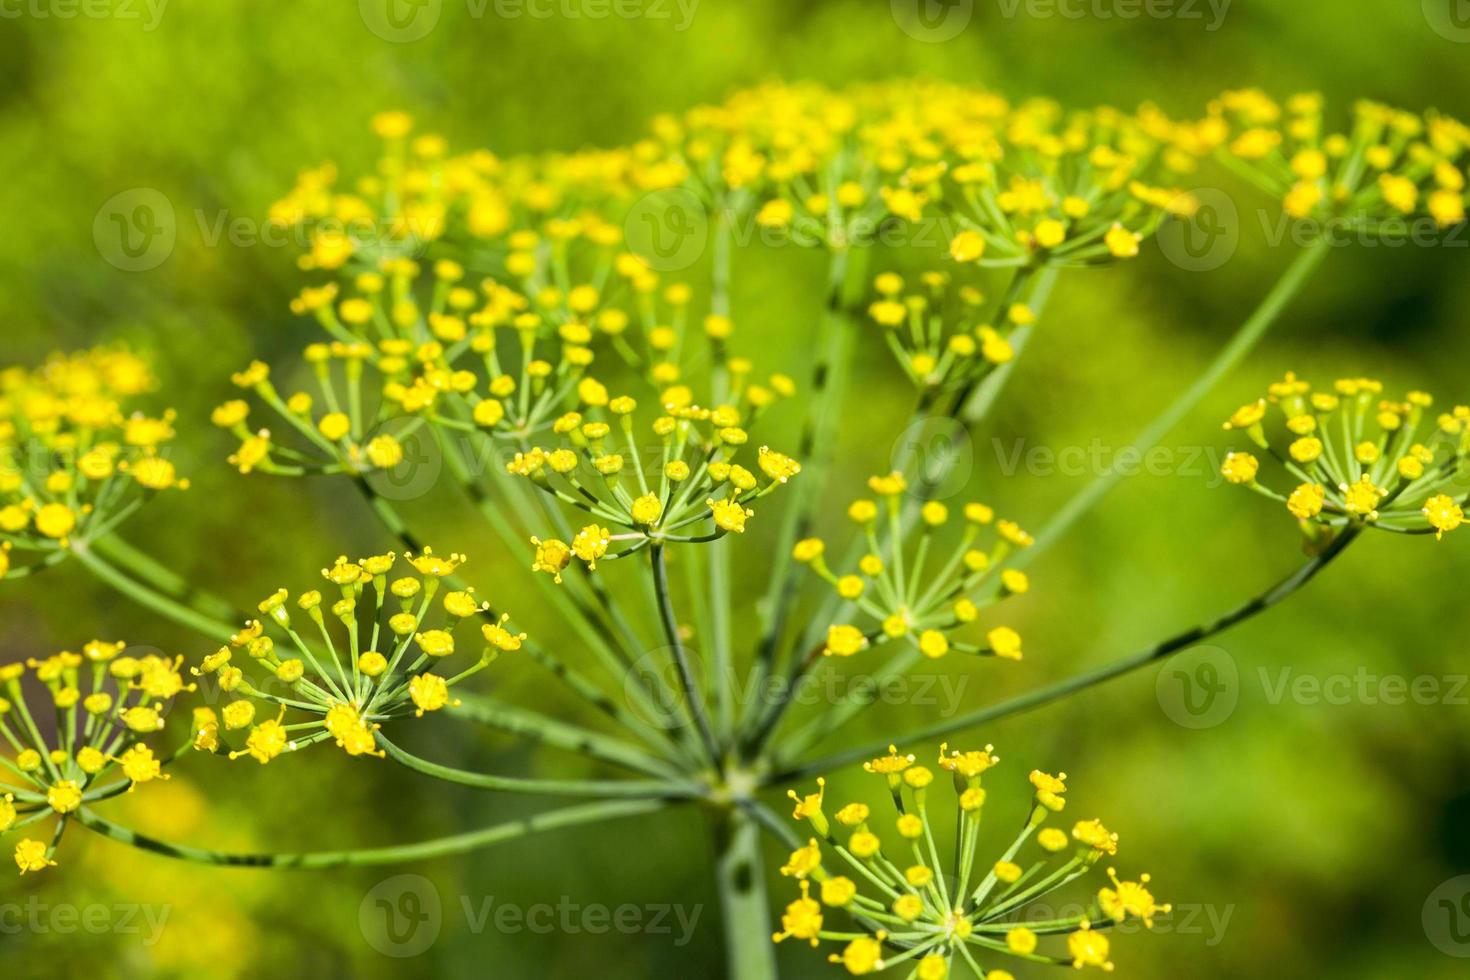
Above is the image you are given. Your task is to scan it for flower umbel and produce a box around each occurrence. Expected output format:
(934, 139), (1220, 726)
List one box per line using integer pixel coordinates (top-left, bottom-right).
(796, 479), (1032, 663)
(773, 744), (1167, 976)
(193, 549), (523, 763)
(1220, 373), (1469, 540)
(0, 641), (191, 873)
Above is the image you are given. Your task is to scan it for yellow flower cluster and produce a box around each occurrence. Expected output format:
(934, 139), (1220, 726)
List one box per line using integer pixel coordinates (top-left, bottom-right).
(0, 641), (190, 874)
(866, 272), (1033, 394)
(0, 348), (187, 575)
(774, 744), (1167, 976)
(1221, 373), (1468, 539)
(795, 474), (1031, 663)
(509, 390), (801, 579)
(1213, 90), (1470, 229)
(191, 548), (523, 764)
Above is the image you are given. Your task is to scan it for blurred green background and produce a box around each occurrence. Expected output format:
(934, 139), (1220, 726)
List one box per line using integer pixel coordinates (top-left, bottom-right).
(2, 1), (1469, 977)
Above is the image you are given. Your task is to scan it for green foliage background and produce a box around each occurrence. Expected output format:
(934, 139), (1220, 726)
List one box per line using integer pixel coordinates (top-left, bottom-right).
(1, 1), (1468, 977)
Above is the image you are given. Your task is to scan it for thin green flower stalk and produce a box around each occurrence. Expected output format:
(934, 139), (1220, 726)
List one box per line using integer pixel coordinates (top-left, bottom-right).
(1219, 373), (1469, 539)
(773, 745), (1167, 978)
(0, 347), (188, 580)
(749, 477), (1036, 754)
(794, 477), (1033, 665)
(773, 521), (1363, 783)
(0, 641), (194, 874)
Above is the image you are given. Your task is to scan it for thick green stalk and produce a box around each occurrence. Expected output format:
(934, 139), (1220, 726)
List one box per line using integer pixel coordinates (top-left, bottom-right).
(76, 799), (672, 868)
(1014, 238), (1331, 568)
(770, 525), (1360, 783)
(745, 248), (863, 733)
(714, 807), (779, 980)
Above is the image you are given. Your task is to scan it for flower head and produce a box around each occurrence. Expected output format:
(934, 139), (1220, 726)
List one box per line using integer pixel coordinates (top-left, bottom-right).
(196, 549), (520, 764)
(0, 348), (186, 575)
(0, 642), (189, 873)
(774, 745), (1165, 975)
(799, 482), (1033, 667)
(1221, 373), (1468, 539)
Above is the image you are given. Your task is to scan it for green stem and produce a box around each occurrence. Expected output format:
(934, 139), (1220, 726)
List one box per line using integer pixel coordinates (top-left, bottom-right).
(447, 693), (684, 779)
(958, 265), (1056, 423)
(1014, 238), (1331, 568)
(650, 544), (723, 772)
(377, 733), (700, 799)
(745, 247), (862, 735)
(769, 525), (1360, 783)
(75, 799), (673, 868)
(71, 543), (239, 643)
(713, 806), (779, 980)
(92, 533), (247, 623)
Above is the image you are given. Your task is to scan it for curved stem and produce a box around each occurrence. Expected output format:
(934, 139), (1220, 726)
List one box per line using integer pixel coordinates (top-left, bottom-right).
(75, 798), (674, 868)
(769, 525), (1360, 783)
(446, 693), (685, 780)
(650, 544), (723, 772)
(92, 533), (248, 624)
(377, 733), (701, 799)
(71, 542), (240, 643)
(1014, 238), (1331, 569)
